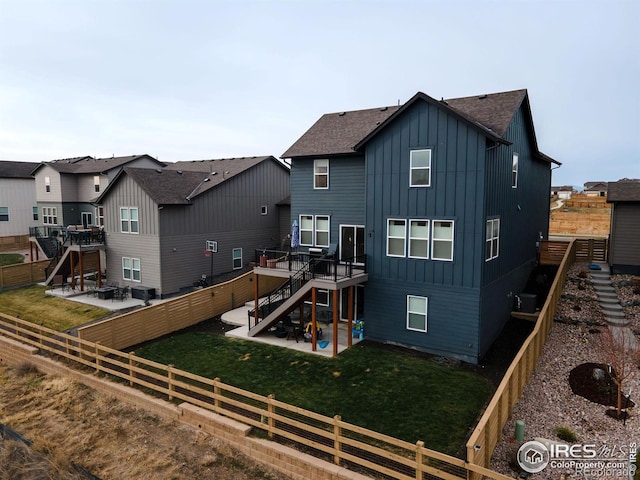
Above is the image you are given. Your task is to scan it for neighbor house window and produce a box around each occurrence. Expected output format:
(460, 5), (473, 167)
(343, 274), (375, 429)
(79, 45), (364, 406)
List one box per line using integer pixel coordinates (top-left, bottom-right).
(122, 257), (141, 282)
(232, 248), (242, 270)
(407, 295), (428, 332)
(94, 175), (101, 193)
(315, 215), (330, 247)
(300, 215), (313, 246)
(261, 205), (268, 215)
(431, 220), (454, 261)
(512, 153), (518, 188)
(95, 206), (104, 227)
(45, 176), (51, 193)
(120, 207), (139, 233)
(42, 207), (57, 225)
(485, 218), (500, 261)
(410, 149), (431, 187)
(408, 220), (429, 259)
(32, 206), (38, 221)
(305, 288), (330, 307)
(387, 219), (406, 257)
(0, 207), (8, 222)
(314, 159), (329, 189)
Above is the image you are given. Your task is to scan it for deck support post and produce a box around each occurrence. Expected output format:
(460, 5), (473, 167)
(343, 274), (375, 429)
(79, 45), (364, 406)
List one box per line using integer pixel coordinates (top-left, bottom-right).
(311, 287), (317, 351)
(348, 286), (354, 348)
(332, 289), (338, 357)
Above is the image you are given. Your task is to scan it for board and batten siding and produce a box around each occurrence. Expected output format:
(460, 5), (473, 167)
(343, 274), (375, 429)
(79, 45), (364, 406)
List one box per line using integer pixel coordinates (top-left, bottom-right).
(0, 178), (38, 237)
(34, 165), (63, 204)
(290, 154), (366, 248)
(609, 203), (640, 274)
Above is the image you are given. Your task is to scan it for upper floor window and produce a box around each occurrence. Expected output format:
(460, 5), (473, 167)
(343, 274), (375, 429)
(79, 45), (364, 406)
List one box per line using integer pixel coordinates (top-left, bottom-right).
(314, 159), (329, 189)
(512, 153), (518, 188)
(387, 219), (406, 257)
(300, 215), (313, 246)
(32, 206), (38, 221)
(45, 176), (51, 193)
(485, 218), (500, 261)
(315, 215), (330, 247)
(261, 205), (268, 215)
(431, 220), (454, 261)
(95, 206), (104, 227)
(410, 149), (431, 187)
(94, 175), (101, 193)
(42, 207), (57, 225)
(232, 248), (243, 270)
(0, 207), (8, 222)
(299, 214), (330, 247)
(120, 207), (139, 234)
(408, 220), (429, 259)
(407, 295), (428, 332)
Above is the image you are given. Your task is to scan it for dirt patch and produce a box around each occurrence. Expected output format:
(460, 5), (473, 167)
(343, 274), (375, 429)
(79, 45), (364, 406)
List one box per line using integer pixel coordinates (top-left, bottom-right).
(568, 361), (635, 409)
(0, 364), (291, 480)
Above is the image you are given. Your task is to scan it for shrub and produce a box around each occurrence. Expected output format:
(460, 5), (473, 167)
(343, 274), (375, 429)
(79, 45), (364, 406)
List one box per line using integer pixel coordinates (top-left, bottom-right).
(554, 425), (577, 443)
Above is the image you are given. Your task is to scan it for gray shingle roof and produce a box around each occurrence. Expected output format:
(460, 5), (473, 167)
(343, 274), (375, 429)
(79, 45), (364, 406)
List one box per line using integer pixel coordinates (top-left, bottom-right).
(607, 179), (640, 202)
(0, 160), (38, 178)
(34, 155), (162, 174)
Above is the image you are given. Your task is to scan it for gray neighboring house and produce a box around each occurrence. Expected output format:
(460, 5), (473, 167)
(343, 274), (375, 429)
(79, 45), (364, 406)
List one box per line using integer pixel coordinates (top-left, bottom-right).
(583, 181), (608, 197)
(0, 161), (38, 239)
(96, 156), (290, 297)
(607, 178), (640, 275)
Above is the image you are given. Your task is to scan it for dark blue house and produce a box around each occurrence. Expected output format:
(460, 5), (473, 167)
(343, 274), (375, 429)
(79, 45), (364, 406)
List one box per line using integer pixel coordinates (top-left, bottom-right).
(279, 89), (559, 363)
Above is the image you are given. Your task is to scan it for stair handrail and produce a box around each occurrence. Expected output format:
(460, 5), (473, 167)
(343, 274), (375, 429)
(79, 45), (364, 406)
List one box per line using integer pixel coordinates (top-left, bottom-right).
(248, 261), (311, 330)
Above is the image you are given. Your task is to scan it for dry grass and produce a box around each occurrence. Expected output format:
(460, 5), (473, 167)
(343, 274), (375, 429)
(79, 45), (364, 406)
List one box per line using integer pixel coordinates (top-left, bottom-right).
(0, 285), (109, 331)
(0, 364), (291, 480)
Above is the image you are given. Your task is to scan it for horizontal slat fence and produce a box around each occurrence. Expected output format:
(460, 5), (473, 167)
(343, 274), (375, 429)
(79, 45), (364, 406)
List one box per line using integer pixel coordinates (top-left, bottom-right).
(466, 239), (577, 476)
(77, 272), (284, 350)
(0, 260), (49, 288)
(0, 312), (512, 480)
(0, 235), (30, 251)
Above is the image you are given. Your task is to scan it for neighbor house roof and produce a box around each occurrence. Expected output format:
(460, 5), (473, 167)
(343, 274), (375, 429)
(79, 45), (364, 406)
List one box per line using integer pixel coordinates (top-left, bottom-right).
(97, 156), (285, 205)
(284, 88), (559, 165)
(0, 160), (38, 178)
(30, 154), (163, 175)
(552, 185), (574, 191)
(584, 181), (608, 190)
(607, 179), (640, 202)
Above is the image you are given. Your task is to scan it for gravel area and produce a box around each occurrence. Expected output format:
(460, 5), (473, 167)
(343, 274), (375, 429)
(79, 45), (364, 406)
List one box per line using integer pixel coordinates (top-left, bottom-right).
(490, 263), (640, 479)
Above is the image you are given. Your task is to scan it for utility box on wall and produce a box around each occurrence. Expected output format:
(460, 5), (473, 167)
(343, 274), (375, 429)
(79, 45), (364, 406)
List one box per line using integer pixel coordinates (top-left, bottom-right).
(519, 293), (537, 313)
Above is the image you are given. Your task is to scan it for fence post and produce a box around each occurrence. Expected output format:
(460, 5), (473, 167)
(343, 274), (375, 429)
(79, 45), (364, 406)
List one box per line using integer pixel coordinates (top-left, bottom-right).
(415, 440), (424, 480)
(129, 351), (136, 386)
(65, 336), (69, 356)
(213, 377), (221, 413)
(168, 364), (175, 401)
(95, 341), (101, 373)
(267, 394), (275, 438)
(333, 415), (341, 465)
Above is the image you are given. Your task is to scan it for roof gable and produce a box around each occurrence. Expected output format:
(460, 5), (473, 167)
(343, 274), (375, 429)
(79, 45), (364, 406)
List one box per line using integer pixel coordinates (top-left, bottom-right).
(32, 154), (164, 175)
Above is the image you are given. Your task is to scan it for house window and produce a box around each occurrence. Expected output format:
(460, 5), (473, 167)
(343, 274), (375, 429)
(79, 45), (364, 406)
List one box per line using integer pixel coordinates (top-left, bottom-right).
(94, 175), (100, 193)
(45, 176), (51, 193)
(232, 248), (242, 270)
(206, 240), (218, 253)
(42, 207), (57, 225)
(305, 288), (330, 307)
(314, 159), (329, 189)
(387, 219), (406, 257)
(0, 207), (8, 222)
(485, 218), (500, 261)
(408, 220), (429, 259)
(410, 149), (432, 187)
(431, 220), (454, 261)
(95, 206), (104, 227)
(32, 206), (38, 221)
(300, 215), (313, 246)
(120, 207), (139, 234)
(512, 153), (518, 188)
(261, 205), (268, 215)
(315, 215), (330, 247)
(407, 295), (428, 332)
(122, 257), (141, 282)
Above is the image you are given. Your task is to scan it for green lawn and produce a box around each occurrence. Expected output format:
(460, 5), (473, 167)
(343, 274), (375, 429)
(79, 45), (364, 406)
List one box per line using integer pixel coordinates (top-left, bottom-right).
(0, 285), (109, 331)
(135, 332), (492, 456)
(0, 253), (25, 266)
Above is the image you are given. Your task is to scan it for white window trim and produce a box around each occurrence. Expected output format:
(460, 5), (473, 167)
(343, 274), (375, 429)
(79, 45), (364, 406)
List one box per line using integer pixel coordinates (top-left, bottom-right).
(431, 220), (454, 262)
(120, 207), (139, 234)
(122, 257), (141, 282)
(409, 149), (432, 187)
(42, 207), (58, 225)
(305, 288), (330, 307)
(0, 207), (8, 222)
(261, 205), (268, 215)
(299, 214), (314, 247)
(313, 159), (329, 190)
(408, 219), (430, 259)
(386, 218), (407, 257)
(45, 176), (51, 193)
(94, 175), (101, 193)
(406, 295), (428, 332)
(485, 218), (500, 261)
(95, 206), (104, 227)
(232, 248), (243, 270)
(512, 153), (519, 188)
(314, 215), (330, 248)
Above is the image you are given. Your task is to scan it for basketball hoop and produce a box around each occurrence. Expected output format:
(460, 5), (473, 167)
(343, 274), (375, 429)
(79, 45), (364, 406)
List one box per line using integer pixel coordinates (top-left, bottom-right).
(204, 249), (212, 257)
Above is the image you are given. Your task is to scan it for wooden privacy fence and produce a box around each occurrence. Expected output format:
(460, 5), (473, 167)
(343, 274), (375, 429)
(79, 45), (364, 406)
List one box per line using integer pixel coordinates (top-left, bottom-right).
(465, 239), (577, 474)
(0, 260), (48, 289)
(0, 313), (511, 480)
(77, 272), (284, 350)
(539, 238), (606, 266)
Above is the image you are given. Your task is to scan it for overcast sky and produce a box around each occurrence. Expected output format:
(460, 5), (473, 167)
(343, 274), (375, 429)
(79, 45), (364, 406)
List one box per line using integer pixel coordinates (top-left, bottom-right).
(1, 0), (638, 187)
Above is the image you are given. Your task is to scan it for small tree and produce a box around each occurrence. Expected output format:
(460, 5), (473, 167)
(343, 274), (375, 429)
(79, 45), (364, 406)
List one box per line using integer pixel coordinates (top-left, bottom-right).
(599, 327), (640, 418)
